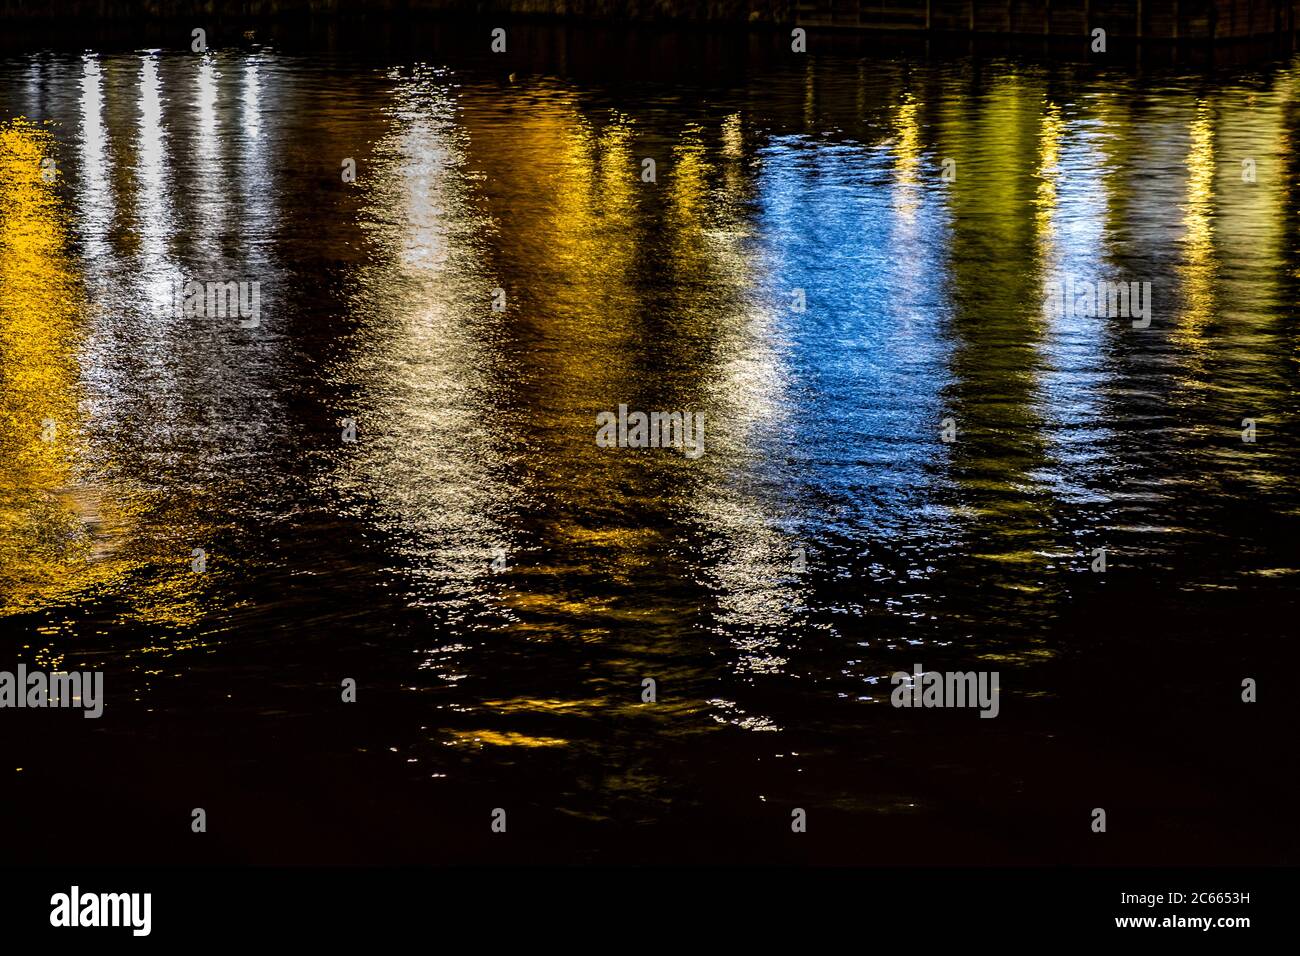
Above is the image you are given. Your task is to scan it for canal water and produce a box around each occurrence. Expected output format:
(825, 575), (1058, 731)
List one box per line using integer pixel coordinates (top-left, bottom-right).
(1, 24), (1296, 863)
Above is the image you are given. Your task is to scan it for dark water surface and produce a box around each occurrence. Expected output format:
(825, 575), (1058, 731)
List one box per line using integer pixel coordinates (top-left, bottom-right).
(1, 24), (1297, 863)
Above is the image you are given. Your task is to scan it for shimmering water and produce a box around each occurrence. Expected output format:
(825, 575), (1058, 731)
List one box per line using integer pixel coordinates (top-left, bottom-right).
(1, 26), (1297, 864)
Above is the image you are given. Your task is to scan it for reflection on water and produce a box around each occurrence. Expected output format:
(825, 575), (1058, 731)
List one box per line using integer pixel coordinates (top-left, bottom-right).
(1, 39), (1298, 863)
(0, 118), (90, 628)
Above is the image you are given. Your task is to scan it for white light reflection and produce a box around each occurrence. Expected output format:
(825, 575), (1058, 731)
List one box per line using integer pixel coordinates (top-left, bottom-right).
(331, 65), (509, 618)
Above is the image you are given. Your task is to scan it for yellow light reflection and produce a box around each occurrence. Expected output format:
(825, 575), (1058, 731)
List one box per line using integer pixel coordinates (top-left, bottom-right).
(891, 92), (922, 223)
(0, 117), (212, 637)
(1034, 101), (1064, 254)
(1176, 97), (1216, 362)
(0, 119), (90, 622)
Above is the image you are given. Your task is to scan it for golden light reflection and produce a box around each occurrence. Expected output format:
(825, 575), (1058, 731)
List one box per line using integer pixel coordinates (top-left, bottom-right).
(1180, 83), (1294, 493)
(451, 85), (799, 733)
(0, 119), (92, 619)
(891, 92), (922, 223)
(448, 729), (568, 749)
(0, 103), (218, 637)
(449, 89), (700, 739)
(721, 112), (743, 159)
(1176, 97), (1216, 363)
(667, 122), (712, 244)
(1034, 101), (1064, 254)
(928, 74), (1059, 649)
(0, 121), (210, 633)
